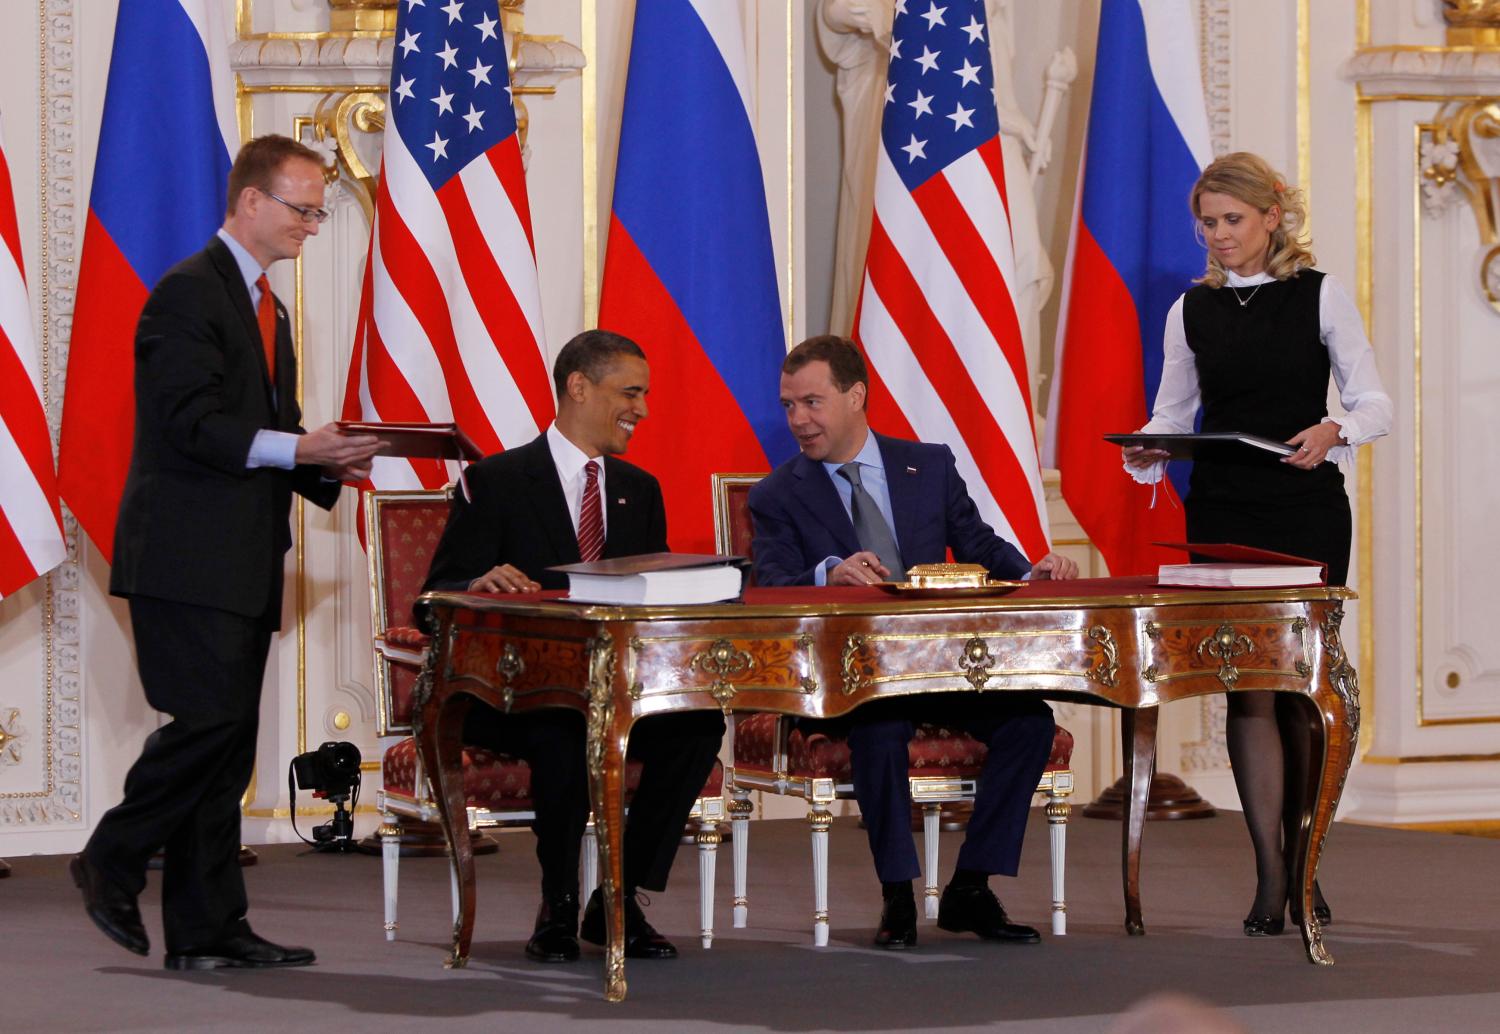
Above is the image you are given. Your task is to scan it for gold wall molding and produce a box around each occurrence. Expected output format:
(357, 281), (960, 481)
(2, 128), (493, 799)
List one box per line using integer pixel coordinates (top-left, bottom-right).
(1419, 99), (1500, 312)
(2, 0), (84, 827)
(1444, 0), (1500, 46)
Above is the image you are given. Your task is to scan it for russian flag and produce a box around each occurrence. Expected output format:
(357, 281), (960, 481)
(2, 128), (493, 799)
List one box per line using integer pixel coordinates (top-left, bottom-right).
(1043, 0), (1213, 577)
(56, 0), (236, 562)
(598, 0), (793, 554)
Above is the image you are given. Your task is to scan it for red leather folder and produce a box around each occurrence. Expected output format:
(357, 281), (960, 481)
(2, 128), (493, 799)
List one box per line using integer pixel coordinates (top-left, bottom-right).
(1154, 542), (1328, 587)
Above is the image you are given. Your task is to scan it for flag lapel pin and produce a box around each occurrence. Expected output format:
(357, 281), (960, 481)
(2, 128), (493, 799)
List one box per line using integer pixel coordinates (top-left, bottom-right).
(905, 466), (918, 475)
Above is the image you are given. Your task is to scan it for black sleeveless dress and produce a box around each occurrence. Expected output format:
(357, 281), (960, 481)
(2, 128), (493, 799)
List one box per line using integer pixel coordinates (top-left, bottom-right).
(1180, 269), (1351, 585)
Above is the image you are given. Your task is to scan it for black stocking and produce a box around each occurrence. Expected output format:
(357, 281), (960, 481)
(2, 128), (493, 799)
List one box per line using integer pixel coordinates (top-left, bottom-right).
(1226, 693), (1330, 921)
(1225, 693), (1288, 919)
(1275, 694), (1330, 920)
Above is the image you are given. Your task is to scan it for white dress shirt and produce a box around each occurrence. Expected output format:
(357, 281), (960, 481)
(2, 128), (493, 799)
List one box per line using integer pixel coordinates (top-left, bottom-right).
(1128, 270), (1393, 484)
(547, 422), (607, 539)
(217, 228), (301, 472)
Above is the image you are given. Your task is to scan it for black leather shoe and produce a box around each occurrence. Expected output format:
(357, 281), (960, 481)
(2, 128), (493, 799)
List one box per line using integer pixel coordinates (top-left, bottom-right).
(70, 854), (149, 957)
(1242, 913), (1286, 937)
(525, 891), (580, 963)
(579, 889), (678, 959)
(936, 883), (1041, 943)
(874, 892), (918, 950)
(164, 928), (315, 970)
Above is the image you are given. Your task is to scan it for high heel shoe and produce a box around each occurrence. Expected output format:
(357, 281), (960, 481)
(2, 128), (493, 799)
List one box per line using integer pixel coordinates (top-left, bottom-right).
(1242, 913), (1285, 937)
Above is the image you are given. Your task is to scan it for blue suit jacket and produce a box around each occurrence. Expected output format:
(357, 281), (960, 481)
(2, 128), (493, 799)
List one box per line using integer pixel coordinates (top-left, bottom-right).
(748, 433), (1031, 586)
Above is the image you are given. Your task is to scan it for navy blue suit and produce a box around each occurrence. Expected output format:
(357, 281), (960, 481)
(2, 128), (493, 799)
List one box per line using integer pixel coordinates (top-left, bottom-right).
(749, 434), (1054, 882)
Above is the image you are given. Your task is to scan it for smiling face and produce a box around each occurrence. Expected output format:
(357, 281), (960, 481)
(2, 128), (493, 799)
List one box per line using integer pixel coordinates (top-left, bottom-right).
(1196, 190), (1280, 277)
(779, 359), (868, 464)
(562, 354), (650, 458)
(228, 156), (326, 269)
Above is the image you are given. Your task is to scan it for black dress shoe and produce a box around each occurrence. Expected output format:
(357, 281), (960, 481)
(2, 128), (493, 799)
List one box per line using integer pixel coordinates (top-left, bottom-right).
(165, 928), (315, 970)
(874, 891), (918, 950)
(1242, 913), (1286, 937)
(525, 891), (580, 963)
(936, 883), (1041, 943)
(579, 889), (678, 959)
(70, 854), (149, 957)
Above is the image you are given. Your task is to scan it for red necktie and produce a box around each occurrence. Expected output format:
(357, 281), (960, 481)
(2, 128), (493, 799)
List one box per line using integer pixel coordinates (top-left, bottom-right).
(255, 274), (277, 381)
(578, 460), (604, 562)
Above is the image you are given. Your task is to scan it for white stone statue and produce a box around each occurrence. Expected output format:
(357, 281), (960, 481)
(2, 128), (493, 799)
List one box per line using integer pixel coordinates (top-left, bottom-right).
(817, 0), (1075, 403)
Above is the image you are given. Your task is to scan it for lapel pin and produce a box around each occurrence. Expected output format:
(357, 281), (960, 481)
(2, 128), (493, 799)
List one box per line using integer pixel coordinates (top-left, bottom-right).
(616, 497), (627, 505)
(906, 466), (918, 475)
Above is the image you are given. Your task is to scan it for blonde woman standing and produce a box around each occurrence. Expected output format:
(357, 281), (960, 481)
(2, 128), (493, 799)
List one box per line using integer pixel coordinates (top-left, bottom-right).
(1124, 152), (1392, 936)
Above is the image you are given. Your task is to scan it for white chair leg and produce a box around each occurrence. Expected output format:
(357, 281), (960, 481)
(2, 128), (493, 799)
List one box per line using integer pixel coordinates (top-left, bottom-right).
(379, 817), (401, 941)
(450, 858), (460, 929)
(697, 818), (721, 949)
(582, 820), (599, 900)
(810, 805), (832, 946)
(1047, 792), (1071, 936)
(922, 803), (941, 919)
(730, 791), (752, 928)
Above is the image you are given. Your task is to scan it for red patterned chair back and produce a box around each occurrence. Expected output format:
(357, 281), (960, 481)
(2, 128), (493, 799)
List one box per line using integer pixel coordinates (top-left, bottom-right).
(366, 488), (453, 735)
(711, 473), (765, 586)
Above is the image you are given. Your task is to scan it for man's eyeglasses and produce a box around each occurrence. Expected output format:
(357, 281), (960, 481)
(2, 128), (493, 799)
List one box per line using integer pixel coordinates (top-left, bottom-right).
(264, 190), (331, 224)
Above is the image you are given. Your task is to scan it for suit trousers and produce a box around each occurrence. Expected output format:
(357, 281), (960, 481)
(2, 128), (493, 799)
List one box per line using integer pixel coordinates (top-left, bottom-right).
(843, 694), (1055, 884)
(463, 707), (724, 895)
(84, 595), (274, 951)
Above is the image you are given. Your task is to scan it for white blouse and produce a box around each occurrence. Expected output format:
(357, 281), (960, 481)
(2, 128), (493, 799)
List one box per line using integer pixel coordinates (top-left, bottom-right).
(1127, 269), (1393, 484)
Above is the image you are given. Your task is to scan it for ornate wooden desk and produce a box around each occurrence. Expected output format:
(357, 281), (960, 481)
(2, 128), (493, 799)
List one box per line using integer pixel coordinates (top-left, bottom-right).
(413, 577), (1359, 1001)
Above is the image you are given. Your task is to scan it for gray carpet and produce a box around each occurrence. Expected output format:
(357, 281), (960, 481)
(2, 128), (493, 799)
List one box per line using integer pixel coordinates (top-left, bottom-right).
(5, 812), (1498, 1033)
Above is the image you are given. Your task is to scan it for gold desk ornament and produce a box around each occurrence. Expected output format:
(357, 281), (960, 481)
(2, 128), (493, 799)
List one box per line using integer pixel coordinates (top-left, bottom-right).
(882, 563), (1024, 598)
(906, 562), (989, 588)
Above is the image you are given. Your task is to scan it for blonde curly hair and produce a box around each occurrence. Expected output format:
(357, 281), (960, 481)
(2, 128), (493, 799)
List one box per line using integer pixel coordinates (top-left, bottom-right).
(1190, 152), (1315, 287)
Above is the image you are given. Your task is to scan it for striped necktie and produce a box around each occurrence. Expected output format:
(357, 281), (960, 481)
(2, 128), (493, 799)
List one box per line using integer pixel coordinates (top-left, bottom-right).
(578, 460), (604, 562)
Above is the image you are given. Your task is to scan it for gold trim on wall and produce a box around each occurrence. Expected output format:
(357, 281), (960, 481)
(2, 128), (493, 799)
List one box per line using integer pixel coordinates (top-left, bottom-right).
(1355, 90), (1374, 756)
(1361, 751), (1500, 764)
(1297, 0), (1312, 227)
(583, 0), (599, 327)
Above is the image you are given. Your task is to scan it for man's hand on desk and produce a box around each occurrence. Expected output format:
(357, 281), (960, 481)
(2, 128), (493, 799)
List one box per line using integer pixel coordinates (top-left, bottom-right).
(1029, 552), (1079, 581)
(297, 422), (383, 480)
(469, 564), (542, 594)
(829, 551), (892, 586)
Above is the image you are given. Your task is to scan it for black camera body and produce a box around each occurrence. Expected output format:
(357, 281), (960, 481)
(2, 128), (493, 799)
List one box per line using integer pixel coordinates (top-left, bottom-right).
(289, 741), (362, 852)
(291, 740), (362, 799)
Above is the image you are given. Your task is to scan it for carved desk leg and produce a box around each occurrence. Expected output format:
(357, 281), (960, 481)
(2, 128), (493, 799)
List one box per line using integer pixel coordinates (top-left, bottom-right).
(584, 631), (630, 1002)
(1121, 706), (1158, 936)
(1298, 603), (1360, 966)
(413, 622), (477, 970)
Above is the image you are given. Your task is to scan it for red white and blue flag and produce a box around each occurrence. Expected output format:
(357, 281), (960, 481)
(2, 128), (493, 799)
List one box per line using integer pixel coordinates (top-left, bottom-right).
(599, 0), (793, 554)
(57, 0), (236, 563)
(1043, 0), (1213, 576)
(854, 0), (1050, 560)
(341, 0), (552, 492)
(0, 114), (66, 598)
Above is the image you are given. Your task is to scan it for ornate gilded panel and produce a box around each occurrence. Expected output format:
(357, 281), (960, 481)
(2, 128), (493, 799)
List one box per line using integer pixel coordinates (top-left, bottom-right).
(837, 625), (1122, 697)
(627, 632), (818, 709)
(1141, 616), (1312, 692)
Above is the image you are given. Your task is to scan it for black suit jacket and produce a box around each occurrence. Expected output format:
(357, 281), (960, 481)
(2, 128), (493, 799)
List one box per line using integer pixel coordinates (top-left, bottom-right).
(748, 433), (1031, 586)
(422, 433), (669, 596)
(109, 236), (340, 626)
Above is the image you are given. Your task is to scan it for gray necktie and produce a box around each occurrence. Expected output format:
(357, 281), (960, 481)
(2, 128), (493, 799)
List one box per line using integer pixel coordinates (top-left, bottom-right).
(837, 462), (905, 580)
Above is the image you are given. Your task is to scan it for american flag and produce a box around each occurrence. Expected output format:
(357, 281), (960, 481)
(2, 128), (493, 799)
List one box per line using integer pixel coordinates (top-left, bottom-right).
(342, 0), (553, 489)
(855, 0), (1050, 559)
(0, 117), (66, 598)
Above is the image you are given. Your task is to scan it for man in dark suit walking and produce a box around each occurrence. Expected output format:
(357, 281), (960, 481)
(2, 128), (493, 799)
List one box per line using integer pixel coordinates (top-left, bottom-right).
(421, 329), (724, 963)
(749, 335), (1077, 950)
(72, 135), (381, 970)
